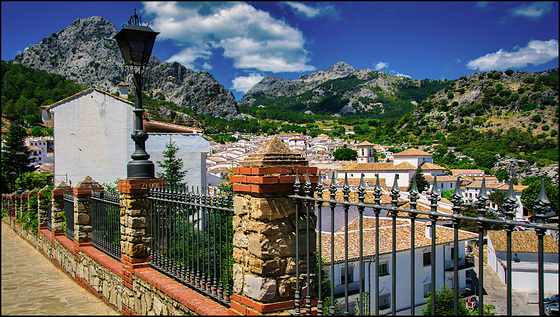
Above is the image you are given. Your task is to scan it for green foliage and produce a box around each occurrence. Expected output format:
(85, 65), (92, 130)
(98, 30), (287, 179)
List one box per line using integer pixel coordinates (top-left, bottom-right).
(1, 60), (83, 122)
(395, 79), (450, 103)
(442, 189), (454, 200)
(408, 167), (429, 193)
(18, 171), (52, 190)
(488, 191), (506, 210)
(521, 178), (559, 217)
(1, 122), (36, 193)
(156, 137), (187, 187)
(421, 285), (471, 316)
(22, 194), (39, 235)
(459, 205), (504, 234)
(333, 146), (357, 161)
(30, 126), (53, 137)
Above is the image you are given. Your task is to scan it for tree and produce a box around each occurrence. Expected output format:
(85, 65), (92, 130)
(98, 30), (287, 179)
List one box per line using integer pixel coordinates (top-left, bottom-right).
(408, 166), (429, 193)
(421, 285), (471, 316)
(521, 178), (559, 218)
(1, 122), (35, 193)
(333, 146), (357, 161)
(156, 138), (187, 187)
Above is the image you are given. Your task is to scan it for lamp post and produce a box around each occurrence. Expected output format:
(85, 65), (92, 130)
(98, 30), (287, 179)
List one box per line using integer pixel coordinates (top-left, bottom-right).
(15, 151), (26, 195)
(114, 9), (159, 179)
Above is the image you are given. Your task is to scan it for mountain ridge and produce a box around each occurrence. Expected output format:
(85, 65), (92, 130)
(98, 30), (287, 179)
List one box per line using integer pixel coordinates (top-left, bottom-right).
(10, 16), (242, 120)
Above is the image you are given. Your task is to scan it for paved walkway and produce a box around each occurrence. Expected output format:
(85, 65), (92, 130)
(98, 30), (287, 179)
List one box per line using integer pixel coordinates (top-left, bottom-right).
(1, 220), (120, 315)
(472, 254), (540, 315)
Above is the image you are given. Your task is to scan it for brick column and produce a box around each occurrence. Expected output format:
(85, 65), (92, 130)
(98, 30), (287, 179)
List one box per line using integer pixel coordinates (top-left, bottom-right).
(117, 179), (164, 286)
(19, 190), (30, 219)
(51, 181), (72, 235)
(37, 185), (50, 229)
(229, 137), (318, 315)
(73, 176), (103, 247)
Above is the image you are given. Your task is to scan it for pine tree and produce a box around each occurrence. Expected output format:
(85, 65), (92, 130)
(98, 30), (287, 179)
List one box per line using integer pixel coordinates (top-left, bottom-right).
(1, 121), (35, 193)
(408, 166), (429, 193)
(156, 137), (187, 187)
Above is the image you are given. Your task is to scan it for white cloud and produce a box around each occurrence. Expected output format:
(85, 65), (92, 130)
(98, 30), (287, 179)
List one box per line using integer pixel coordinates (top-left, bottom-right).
(374, 62), (389, 70)
(466, 39), (559, 71)
(142, 2), (315, 73)
(231, 74), (265, 93)
(283, 2), (338, 19)
(510, 2), (553, 20)
(395, 72), (411, 78)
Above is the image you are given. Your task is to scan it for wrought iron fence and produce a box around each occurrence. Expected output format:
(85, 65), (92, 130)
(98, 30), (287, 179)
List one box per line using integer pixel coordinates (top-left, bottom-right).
(91, 188), (121, 260)
(47, 203), (52, 231)
(63, 191), (74, 241)
(291, 172), (558, 316)
(149, 184), (234, 307)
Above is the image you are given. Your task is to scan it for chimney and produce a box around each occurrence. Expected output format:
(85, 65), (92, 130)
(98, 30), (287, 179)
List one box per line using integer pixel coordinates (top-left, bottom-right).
(425, 224), (432, 239)
(118, 84), (129, 99)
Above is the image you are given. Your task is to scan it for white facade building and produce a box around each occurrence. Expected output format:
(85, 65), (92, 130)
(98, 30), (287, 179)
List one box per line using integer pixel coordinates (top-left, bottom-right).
(42, 88), (209, 188)
(25, 136), (54, 168)
(487, 230), (558, 293)
(321, 217), (478, 314)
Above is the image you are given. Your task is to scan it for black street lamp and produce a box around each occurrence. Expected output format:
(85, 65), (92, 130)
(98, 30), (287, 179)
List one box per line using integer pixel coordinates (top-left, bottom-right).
(114, 9), (159, 179)
(15, 151), (26, 195)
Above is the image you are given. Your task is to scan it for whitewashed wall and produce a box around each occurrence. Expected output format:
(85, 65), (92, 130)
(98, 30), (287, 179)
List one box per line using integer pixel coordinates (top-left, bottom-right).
(52, 90), (132, 186)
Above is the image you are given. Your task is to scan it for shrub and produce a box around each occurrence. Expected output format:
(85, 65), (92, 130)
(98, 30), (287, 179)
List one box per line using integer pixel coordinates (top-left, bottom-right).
(523, 77), (535, 83)
(531, 114), (542, 123)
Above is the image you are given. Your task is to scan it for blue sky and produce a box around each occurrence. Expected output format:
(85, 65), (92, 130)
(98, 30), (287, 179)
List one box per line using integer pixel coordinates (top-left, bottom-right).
(2, 1), (558, 101)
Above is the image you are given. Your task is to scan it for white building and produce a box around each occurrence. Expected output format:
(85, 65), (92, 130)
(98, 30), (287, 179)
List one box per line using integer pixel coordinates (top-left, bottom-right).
(487, 230), (558, 293)
(41, 88), (210, 188)
(321, 217), (478, 314)
(461, 180), (528, 219)
(25, 136), (54, 168)
(335, 149), (447, 189)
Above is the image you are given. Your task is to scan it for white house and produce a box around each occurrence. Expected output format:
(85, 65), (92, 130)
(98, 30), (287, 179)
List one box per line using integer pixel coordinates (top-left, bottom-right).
(321, 217), (478, 315)
(42, 88), (210, 188)
(487, 230), (558, 293)
(335, 149), (446, 189)
(25, 136), (54, 168)
(461, 180), (528, 219)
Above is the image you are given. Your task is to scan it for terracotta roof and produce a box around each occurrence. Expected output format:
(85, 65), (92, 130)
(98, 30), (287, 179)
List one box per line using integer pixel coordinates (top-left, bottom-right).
(420, 162), (446, 170)
(392, 148), (432, 157)
(143, 119), (203, 134)
(357, 141), (375, 147)
(337, 162), (393, 171)
(42, 88), (133, 110)
(451, 169), (484, 175)
(391, 161), (417, 171)
(488, 230), (558, 254)
(320, 217), (478, 263)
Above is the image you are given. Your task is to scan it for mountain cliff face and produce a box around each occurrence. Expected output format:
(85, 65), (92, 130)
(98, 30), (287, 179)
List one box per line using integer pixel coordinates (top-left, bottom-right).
(11, 16), (241, 120)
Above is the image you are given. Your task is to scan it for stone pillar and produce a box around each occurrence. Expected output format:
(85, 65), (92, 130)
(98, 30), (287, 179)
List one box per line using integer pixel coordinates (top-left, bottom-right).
(51, 181), (72, 235)
(19, 190), (30, 219)
(229, 137), (318, 315)
(73, 176), (103, 247)
(117, 179), (164, 291)
(37, 185), (50, 229)
(26, 188), (38, 217)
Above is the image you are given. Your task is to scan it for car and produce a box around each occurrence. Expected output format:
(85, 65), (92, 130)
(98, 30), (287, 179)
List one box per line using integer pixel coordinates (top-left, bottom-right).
(513, 226), (525, 231)
(545, 294), (559, 305)
(545, 302), (559, 316)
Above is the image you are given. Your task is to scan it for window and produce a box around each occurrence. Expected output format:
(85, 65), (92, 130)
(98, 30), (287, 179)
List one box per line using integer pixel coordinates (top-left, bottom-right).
(379, 262), (389, 276)
(451, 247), (455, 260)
(341, 265), (354, 284)
(423, 252), (431, 266)
(450, 182), (453, 188)
(379, 293), (391, 310)
(396, 174), (400, 180)
(423, 283), (431, 298)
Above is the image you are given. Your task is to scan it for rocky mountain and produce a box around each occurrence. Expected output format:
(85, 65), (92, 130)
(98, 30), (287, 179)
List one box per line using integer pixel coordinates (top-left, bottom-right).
(399, 69), (559, 136)
(10, 16), (241, 120)
(239, 61), (449, 118)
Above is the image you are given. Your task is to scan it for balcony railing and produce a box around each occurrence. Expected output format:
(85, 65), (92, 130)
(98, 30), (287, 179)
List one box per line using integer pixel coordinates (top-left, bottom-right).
(91, 188), (121, 260)
(291, 173), (558, 316)
(148, 184), (234, 307)
(63, 191), (74, 241)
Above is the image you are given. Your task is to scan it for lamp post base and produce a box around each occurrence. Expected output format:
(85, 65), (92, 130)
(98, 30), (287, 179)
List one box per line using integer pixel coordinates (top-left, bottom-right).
(127, 160), (155, 179)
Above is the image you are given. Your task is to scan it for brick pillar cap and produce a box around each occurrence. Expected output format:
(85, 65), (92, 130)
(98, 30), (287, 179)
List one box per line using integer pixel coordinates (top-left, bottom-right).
(53, 181), (72, 191)
(240, 136), (308, 168)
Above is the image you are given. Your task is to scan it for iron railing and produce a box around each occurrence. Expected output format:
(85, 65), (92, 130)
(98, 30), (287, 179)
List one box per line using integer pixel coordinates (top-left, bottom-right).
(149, 184), (234, 307)
(47, 203), (52, 231)
(63, 191), (74, 241)
(91, 188), (121, 260)
(291, 173), (558, 316)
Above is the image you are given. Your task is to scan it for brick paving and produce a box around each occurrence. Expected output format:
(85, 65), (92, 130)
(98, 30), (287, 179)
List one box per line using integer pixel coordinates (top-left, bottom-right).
(1, 220), (120, 315)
